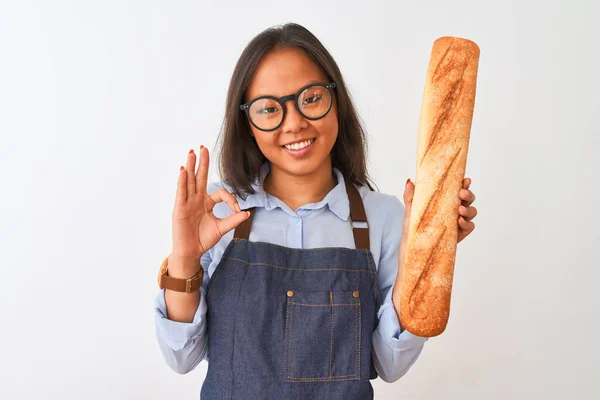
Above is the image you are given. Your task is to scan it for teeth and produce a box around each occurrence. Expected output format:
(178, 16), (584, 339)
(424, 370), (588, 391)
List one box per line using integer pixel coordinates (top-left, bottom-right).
(284, 139), (314, 150)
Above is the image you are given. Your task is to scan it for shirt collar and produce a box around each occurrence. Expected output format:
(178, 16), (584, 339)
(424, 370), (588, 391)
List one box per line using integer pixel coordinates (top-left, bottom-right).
(237, 161), (350, 221)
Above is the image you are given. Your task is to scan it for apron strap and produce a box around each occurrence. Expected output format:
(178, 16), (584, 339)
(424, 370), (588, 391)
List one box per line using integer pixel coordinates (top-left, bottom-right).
(344, 178), (370, 251)
(234, 176), (370, 251)
(234, 207), (255, 240)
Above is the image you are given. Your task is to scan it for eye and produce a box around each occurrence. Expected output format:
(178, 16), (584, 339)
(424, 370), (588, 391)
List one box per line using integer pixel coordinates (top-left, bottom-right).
(255, 106), (280, 115)
(302, 94), (323, 105)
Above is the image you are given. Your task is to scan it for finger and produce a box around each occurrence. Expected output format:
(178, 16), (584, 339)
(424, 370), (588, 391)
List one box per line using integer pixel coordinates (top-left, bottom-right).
(459, 189), (475, 206)
(403, 178), (415, 220)
(217, 210), (252, 234)
(186, 149), (197, 200)
(175, 166), (187, 206)
(196, 145), (209, 195)
(208, 188), (241, 213)
(463, 177), (472, 190)
(458, 216), (475, 232)
(458, 205), (478, 221)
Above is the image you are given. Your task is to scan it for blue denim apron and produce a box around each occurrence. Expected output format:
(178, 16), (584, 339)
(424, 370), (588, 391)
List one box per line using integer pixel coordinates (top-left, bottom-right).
(201, 179), (382, 399)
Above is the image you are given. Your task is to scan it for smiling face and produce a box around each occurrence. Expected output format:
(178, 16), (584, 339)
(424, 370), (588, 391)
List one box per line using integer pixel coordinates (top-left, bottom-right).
(244, 47), (338, 178)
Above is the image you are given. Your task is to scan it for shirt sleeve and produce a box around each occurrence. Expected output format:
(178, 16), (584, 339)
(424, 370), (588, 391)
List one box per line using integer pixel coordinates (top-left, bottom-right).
(153, 250), (213, 374)
(371, 194), (429, 383)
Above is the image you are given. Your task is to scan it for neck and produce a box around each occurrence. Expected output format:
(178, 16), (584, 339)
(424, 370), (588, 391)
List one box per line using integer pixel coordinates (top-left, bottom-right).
(263, 159), (337, 211)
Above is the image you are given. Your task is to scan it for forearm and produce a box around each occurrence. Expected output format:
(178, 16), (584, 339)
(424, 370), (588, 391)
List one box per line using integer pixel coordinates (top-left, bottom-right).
(372, 331), (426, 382)
(164, 254), (203, 323)
(391, 248), (405, 322)
(154, 287), (209, 374)
(372, 284), (428, 383)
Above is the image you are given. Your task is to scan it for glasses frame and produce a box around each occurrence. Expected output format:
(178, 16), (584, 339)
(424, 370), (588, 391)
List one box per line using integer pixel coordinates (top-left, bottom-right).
(239, 82), (336, 132)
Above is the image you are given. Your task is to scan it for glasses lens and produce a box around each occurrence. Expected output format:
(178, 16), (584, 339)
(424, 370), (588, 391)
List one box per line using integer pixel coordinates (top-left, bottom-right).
(248, 98), (283, 131)
(298, 85), (332, 119)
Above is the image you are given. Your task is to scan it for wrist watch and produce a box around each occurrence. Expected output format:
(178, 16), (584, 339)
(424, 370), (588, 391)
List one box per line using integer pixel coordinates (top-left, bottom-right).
(157, 256), (204, 293)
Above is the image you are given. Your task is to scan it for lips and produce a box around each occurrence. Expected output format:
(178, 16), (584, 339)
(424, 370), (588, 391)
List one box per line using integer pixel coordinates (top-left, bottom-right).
(281, 138), (316, 150)
(281, 138), (316, 158)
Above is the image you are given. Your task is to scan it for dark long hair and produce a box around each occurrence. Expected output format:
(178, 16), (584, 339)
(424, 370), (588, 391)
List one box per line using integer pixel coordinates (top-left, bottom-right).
(217, 23), (376, 199)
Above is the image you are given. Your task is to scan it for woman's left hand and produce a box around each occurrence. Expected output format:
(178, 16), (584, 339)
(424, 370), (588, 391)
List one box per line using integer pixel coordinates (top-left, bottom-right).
(456, 177), (477, 243)
(401, 177), (477, 246)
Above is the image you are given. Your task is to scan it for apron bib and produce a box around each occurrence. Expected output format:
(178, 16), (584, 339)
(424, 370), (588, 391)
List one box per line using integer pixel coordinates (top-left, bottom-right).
(201, 179), (382, 400)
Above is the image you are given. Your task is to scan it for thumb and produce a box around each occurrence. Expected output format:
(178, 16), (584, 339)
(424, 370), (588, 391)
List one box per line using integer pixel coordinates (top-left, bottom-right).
(403, 178), (415, 221)
(217, 210), (251, 235)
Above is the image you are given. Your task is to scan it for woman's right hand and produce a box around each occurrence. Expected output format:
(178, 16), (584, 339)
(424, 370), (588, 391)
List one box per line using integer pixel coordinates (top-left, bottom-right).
(171, 145), (250, 261)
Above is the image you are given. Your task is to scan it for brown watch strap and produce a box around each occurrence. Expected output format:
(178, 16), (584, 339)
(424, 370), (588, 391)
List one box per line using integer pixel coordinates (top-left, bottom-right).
(158, 256), (204, 293)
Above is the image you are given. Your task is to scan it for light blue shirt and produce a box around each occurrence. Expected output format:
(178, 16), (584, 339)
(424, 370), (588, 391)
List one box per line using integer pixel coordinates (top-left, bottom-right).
(154, 162), (428, 383)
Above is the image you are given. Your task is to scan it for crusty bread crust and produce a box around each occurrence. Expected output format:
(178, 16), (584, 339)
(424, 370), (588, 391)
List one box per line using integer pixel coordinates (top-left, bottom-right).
(400, 37), (480, 337)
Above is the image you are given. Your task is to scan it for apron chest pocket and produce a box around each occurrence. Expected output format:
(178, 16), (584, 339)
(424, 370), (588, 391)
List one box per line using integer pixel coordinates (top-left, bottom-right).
(284, 289), (361, 382)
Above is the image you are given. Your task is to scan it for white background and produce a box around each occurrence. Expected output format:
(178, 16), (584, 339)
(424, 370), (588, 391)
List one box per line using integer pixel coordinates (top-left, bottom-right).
(1, 0), (598, 399)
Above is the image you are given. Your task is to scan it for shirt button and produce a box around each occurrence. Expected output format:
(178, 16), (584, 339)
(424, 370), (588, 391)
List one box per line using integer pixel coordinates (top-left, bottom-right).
(293, 216), (301, 223)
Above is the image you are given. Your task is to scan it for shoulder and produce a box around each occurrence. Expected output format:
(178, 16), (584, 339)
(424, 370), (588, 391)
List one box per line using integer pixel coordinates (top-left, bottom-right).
(353, 184), (406, 250)
(354, 185), (406, 266)
(355, 185), (405, 223)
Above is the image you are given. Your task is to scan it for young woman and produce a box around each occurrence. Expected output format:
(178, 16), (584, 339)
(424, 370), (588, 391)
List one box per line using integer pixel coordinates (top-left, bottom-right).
(154, 23), (478, 399)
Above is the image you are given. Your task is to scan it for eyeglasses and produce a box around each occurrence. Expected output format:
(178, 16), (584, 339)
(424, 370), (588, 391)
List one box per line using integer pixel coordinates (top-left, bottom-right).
(240, 82), (336, 132)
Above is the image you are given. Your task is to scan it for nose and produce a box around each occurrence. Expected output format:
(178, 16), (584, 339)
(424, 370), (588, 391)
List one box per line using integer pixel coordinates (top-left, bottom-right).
(280, 99), (307, 134)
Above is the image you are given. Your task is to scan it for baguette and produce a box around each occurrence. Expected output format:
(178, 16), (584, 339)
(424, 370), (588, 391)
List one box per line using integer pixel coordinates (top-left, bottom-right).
(400, 37), (480, 337)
